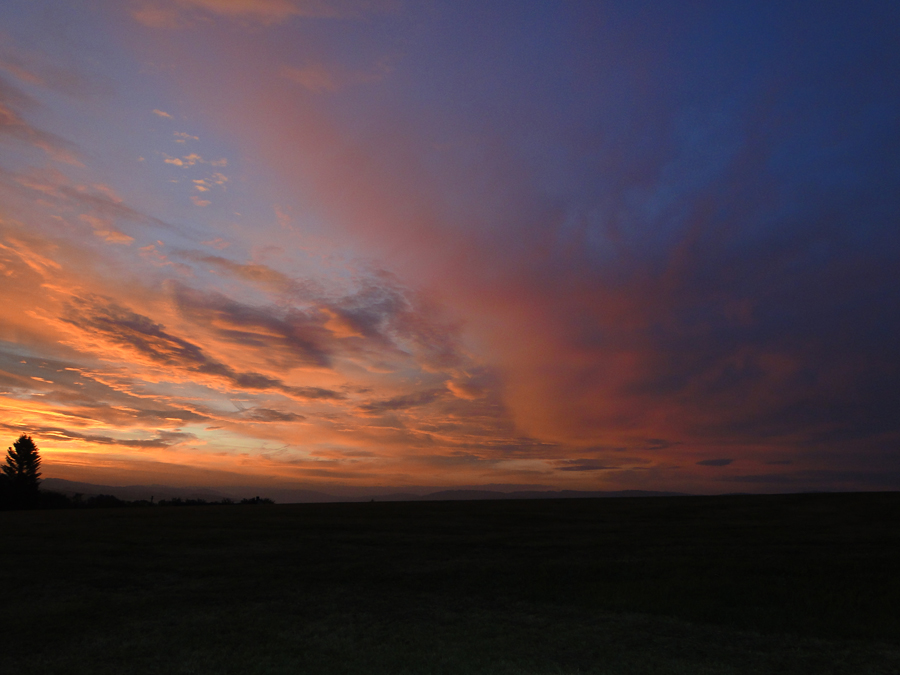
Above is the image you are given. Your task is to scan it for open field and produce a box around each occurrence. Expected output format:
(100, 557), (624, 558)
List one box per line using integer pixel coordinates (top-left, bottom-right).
(1, 492), (899, 674)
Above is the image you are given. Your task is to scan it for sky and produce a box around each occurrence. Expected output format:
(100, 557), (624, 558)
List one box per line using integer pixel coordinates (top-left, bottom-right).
(0, 0), (898, 495)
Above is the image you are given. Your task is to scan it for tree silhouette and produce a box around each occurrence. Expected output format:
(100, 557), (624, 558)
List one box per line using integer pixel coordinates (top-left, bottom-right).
(2, 434), (42, 508)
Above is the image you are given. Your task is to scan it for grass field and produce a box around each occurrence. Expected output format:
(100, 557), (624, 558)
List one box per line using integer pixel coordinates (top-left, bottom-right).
(1, 492), (899, 674)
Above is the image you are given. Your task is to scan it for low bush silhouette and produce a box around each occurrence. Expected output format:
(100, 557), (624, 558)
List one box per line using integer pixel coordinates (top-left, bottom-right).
(38, 490), (75, 509)
(240, 496), (274, 505)
(85, 494), (128, 508)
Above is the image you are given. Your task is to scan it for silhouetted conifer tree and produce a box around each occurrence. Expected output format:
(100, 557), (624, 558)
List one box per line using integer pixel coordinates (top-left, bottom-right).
(2, 434), (42, 508)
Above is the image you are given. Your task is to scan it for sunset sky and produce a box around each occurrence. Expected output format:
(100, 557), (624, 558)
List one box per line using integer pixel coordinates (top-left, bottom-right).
(0, 1), (898, 494)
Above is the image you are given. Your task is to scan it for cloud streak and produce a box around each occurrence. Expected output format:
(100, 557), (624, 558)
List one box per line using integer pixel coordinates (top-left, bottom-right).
(0, 76), (80, 163)
(60, 296), (345, 400)
(131, 0), (398, 27)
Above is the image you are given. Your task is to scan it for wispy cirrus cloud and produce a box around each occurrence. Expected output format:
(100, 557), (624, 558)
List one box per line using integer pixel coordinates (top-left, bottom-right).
(555, 459), (614, 473)
(131, 0), (398, 28)
(697, 458), (734, 467)
(357, 388), (445, 415)
(0, 75), (80, 164)
(281, 55), (393, 93)
(1, 164), (184, 239)
(0, 42), (114, 98)
(175, 251), (315, 295)
(31, 426), (195, 449)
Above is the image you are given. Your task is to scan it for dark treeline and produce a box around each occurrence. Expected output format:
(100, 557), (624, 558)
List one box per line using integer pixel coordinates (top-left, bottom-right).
(0, 434), (273, 510)
(34, 493), (275, 510)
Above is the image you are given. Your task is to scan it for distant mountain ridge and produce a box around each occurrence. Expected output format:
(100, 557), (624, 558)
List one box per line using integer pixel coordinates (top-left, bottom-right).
(394, 489), (688, 501)
(41, 478), (686, 504)
(40, 478), (338, 504)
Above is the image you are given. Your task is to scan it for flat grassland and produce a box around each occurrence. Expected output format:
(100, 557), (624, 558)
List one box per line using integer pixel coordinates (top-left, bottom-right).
(1, 492), (899, 674)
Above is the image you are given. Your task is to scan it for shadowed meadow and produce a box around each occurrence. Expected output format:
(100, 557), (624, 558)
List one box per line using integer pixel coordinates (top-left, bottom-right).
(2, 5), (900, 672)
(1, 492), (899, 674)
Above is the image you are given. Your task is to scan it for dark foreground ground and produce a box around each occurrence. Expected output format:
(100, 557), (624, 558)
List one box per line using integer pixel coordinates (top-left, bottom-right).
(1, 492), (899, 674)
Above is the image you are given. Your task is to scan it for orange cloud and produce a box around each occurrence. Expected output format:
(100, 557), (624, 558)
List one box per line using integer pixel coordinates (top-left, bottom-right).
(79, 214), (134, 244)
